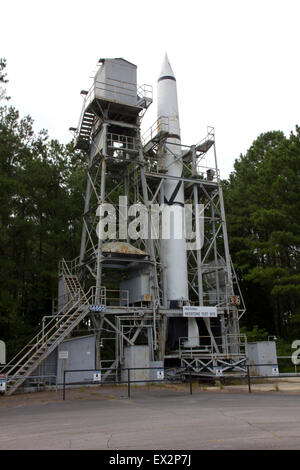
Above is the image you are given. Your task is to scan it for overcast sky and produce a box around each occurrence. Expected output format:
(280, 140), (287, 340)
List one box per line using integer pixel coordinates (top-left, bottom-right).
(1, 0), (300, 178)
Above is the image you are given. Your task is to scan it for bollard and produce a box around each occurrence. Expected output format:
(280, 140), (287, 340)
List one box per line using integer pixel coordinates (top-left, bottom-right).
(63, 370), (66, 400)
(189, 370), (193, 395)
(247, 365), (251, 393)
(127, 368), (131, 399)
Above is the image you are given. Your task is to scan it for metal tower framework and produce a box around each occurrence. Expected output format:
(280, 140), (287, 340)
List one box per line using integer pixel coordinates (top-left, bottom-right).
(1, 59), (248, 395)
(62, 57), (248, 379)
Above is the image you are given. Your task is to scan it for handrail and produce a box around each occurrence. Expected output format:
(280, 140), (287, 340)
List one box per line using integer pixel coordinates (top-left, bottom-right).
(137, 84), (153, 100)
(179, 334), (247, 356)
(141, 116), (169, 146)
(88, 286), (129, 307)
(195, 127), (215, 151)
(75, 95), (89, 140)
(4, 295), (86, 380)
(2, 256), (129, 381)
(59, 256), (81, 278)
(85, 80), (137, 111)
(4, 285), (95, 381)
(0, 296), (75, 375)
(107, 132), (139, 153)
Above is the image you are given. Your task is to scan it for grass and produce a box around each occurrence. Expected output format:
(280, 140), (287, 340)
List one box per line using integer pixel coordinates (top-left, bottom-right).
(216, 380), (224, 390)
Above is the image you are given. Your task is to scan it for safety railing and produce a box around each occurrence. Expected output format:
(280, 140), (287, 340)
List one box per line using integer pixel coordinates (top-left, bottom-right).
(62, 366), (170, 400)
(188, 293), (239, 309)
(107, 132), (139, 154)
(74, 96), (90, 143)
(141, 116), (169, 146)
(60, 361), (300, 400)
(83, 79), (152, 112)
(59, 258), (129, 308)
(137, 84), (153, 103)
(0, 374), (59, 398)
(3, 360), (300, 397)
(89, 286), (129, 308)
(195, 127), (215, 154)
(194, 165), (220, 182)
(87, 79), (137, 107)
(0, 297), (75, 377)
(59, 256), (81, 278)
(0, 287), (94, 379)
(179, 334), (248, 357)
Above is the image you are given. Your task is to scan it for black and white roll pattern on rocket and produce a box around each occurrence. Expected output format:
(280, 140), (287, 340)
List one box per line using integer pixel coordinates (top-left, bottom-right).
(157, 55), (188, 301)
(157, 54), (199, 345)
(157, 54), (188, 304)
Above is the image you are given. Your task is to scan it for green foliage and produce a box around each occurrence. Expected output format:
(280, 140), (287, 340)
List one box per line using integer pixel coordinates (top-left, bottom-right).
(0, 58), (10, 101)
(0, 60), (87, 359)
(224, 128), (300, 338)
(275, 338), (293, 357)
(240, 325), (269, 342)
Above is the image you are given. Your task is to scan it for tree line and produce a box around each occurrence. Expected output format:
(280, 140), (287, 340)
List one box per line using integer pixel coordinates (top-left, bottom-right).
(0, 59), (86, 357)
(224, 128), (300, 347)
(1, 58), (299, 358)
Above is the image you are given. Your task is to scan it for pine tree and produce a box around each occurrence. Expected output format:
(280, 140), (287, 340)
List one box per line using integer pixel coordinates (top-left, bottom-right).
(224, 129), (300, 338)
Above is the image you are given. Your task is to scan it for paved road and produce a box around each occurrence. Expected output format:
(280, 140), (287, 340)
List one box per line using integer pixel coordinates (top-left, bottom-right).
(1, 388), (300, 450)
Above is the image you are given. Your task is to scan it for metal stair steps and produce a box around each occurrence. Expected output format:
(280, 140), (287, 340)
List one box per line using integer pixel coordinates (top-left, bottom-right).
(75, 109), (95, 150)
(4, 270), (90, 396)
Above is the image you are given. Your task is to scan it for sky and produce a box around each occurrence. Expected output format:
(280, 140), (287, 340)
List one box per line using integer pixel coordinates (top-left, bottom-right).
(1, 0), (300, 179)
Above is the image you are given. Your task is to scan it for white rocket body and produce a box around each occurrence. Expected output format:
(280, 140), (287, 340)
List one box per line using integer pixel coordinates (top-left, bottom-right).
(157, 54), (199, 345)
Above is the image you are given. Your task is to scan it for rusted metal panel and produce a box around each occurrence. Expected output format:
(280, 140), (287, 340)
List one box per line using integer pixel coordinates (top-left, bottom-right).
(102, 242), (147, 256)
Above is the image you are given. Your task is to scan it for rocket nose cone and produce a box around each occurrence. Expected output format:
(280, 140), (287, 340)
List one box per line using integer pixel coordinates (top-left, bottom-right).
(158, 53), (176, 81)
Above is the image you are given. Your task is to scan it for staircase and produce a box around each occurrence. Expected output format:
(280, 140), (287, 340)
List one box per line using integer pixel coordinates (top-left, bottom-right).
(2, 261), (92, 396)
(142, 116), (169, 157)
(74, 110), (95, 150)
(64, 274), (83, 300)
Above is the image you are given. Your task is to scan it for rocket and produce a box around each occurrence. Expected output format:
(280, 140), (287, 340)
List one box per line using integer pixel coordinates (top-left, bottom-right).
(157, 54), (199, 346)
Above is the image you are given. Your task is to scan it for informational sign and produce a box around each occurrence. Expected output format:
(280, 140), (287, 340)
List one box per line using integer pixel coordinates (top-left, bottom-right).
(90, 305), (106, 312)
(157, 369), (164, 380)
(59, 351), (69, 360)
(183, 306), (217, 318)
(215, 366), (223, 376)
(93, 372), (101, 382)
(272, 366), (279, 376)
(0, 374), (6, 393)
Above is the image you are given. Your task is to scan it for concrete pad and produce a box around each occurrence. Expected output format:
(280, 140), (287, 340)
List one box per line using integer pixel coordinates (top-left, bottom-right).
(1, 382), (300, 450)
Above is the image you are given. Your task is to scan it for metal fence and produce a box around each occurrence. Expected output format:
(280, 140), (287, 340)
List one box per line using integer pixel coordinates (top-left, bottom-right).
(2, 360), (300, 399)
(60, 362), (300, 400)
